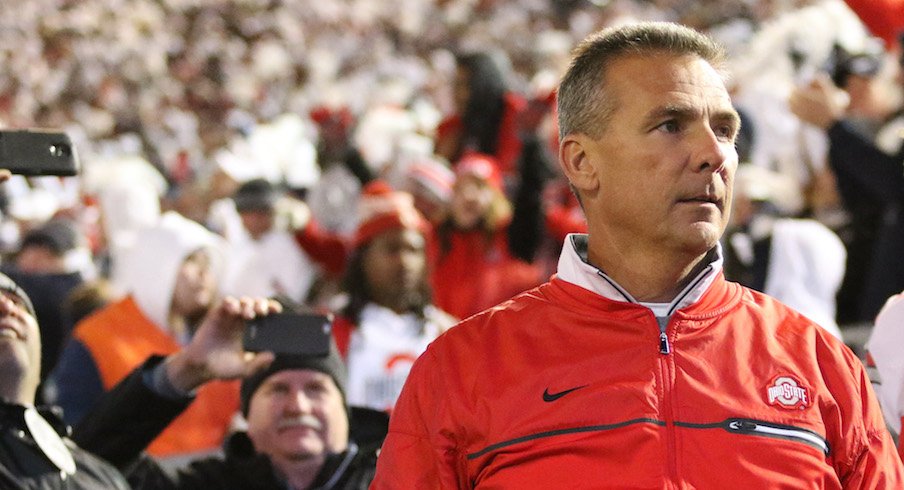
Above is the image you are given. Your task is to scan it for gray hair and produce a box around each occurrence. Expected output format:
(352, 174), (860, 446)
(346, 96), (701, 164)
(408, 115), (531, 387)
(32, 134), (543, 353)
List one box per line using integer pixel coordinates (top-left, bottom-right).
(557, 22), (728, 140)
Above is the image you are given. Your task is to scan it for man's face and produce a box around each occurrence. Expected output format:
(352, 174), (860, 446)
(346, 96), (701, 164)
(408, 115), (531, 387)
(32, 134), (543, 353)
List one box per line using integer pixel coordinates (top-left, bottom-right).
(15, 245), (66, 274)
(362, 228), (427, 310)
(246, 370), (349, 462)
(0, 292), (41, 402)
(170, 249), (217, 322)
(576, 53), (740, 257)
(239, 209), (275, 240)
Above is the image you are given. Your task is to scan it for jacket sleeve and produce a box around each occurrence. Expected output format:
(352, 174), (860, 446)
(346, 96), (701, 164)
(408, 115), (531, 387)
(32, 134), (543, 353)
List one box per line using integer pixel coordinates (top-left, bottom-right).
(71, 356), (192, 470)
(371, 348), (469, 489)
(343, 147), (375, 186)
(830, 345), (904, 487)
(293, 217), (351, 278)
(842, 429), (904, 488)
(826, 121), (904, 205)
(900, 419), (904, 462)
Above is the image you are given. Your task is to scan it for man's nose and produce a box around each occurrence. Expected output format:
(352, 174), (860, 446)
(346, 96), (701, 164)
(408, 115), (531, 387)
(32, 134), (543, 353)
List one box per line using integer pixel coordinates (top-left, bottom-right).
(285, 390), (313, 413)
(399, 248), (424, 270)
(691, 126), (732, 173)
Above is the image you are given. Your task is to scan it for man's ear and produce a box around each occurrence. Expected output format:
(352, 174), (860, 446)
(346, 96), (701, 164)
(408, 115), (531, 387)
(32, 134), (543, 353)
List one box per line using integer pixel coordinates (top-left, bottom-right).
(559, 134), (599, 193)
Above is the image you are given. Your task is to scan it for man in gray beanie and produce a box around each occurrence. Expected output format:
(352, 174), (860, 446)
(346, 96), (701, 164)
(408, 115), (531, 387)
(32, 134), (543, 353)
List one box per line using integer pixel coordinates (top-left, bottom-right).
(239, 342), (348, 416)
(72, 296), (383, 490)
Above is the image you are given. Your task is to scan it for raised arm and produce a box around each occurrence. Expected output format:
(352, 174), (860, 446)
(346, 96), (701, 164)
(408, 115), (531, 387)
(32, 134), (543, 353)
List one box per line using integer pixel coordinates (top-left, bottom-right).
(72, 297), (280, 471)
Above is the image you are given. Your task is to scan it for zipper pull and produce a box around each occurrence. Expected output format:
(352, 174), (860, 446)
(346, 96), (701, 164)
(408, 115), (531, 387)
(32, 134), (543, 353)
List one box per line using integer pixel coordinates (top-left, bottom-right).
(659, 332), (671, 354)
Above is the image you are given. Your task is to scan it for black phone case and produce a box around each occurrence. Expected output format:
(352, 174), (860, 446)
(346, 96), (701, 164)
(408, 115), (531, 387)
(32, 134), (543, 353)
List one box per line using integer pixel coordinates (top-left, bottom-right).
(243, 313), (333, 356)
(0, 130), (79, 176)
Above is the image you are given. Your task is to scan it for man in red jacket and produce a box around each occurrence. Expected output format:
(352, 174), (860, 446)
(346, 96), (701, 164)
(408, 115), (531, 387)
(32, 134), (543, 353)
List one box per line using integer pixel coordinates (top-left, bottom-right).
(372, 22), (904, 488)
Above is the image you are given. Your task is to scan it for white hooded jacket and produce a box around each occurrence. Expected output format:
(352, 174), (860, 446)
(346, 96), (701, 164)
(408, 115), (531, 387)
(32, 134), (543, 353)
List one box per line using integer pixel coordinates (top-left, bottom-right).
(112, 211), (224, 334)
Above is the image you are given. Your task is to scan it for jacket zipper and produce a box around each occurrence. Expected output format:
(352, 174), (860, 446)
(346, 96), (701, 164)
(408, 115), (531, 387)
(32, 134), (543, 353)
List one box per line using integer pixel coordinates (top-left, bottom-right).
(656, 316), (671, 354)
(312, 442), (359, 489)
(658, 263), (713, 354)
(655, 315), (678, 481)
(655, 264), (713, 481)
(723, 418), (830, 455)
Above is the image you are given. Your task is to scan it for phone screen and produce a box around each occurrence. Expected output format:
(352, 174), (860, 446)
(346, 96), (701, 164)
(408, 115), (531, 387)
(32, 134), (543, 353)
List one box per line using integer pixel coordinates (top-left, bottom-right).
(243, 312), (333, 356)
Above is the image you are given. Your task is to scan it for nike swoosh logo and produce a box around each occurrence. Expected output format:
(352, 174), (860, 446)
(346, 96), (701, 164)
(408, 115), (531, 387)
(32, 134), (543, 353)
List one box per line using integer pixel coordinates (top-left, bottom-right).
(542, 385), (588, 402)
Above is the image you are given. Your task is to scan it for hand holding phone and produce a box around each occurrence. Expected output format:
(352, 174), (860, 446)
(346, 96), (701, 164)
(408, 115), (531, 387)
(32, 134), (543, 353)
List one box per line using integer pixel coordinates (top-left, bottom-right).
(243, 312), (333, 357)
(167, 296), (281, 393)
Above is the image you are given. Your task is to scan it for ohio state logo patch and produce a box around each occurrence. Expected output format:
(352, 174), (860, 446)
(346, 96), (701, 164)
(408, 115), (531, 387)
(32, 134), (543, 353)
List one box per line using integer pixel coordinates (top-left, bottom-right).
(766, 376), (810, 410)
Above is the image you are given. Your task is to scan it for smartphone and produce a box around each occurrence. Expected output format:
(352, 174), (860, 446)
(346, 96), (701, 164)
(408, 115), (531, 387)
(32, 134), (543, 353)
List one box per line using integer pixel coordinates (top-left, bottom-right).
(0, 129), (79, 176)
(243, 312), (333, 356)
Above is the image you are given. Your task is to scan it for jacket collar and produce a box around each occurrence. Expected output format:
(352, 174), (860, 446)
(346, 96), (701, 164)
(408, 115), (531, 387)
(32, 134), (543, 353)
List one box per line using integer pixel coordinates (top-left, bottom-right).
(556, 234), (723, 316)
(223, 431), (361, 490)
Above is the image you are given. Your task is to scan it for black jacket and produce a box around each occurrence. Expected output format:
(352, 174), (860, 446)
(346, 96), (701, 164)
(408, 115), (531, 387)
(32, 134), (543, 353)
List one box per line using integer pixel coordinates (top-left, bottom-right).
(123, 434), (374, 490)
(827, 120), (904, 320)
(0, 402), (130, 489)
(72, 357), (383, 490)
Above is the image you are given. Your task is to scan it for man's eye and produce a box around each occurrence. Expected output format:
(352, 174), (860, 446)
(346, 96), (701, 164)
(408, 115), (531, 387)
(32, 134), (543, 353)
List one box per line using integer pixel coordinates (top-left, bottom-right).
(267, 384), (290, 395)
(657, 120), (680, 133)
(714, 125), (736, 140)
(306, 383), (328, 396)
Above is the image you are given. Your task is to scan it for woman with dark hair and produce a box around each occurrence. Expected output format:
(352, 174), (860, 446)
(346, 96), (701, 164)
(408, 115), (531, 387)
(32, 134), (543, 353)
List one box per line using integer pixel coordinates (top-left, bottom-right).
(435, 51), (526, 179)
(332, 182), (455, 412)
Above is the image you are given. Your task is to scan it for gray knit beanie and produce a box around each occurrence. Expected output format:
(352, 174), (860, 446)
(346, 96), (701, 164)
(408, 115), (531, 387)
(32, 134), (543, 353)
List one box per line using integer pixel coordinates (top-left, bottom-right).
(240, 341), (347, 415)
(0, 272), (35, 318)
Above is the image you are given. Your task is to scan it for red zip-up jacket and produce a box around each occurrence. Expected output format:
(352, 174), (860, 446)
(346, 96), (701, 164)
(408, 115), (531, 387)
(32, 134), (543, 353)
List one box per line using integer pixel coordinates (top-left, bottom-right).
(373, 239), (903, 488)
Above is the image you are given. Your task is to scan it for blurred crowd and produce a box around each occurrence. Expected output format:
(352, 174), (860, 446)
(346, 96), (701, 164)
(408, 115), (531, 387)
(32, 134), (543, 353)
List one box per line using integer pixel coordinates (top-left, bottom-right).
(0, 0), (903, 474)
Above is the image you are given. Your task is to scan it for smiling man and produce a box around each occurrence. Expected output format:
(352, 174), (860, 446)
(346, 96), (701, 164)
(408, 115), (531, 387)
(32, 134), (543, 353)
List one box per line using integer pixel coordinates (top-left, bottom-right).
(72, 297), (382, 490)
(372, 22), (904, 488)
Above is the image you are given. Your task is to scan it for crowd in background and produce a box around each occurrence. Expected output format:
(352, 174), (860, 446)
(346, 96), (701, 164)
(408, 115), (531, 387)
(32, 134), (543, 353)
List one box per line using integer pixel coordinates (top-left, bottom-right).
(0, 0), (903, 468)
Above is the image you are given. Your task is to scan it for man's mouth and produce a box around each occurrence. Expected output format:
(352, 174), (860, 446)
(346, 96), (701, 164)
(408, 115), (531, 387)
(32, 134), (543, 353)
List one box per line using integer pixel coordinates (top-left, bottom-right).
(0, 323), (23, 340)
(679, 193), (722, 208)
(277, 415), (323, 433)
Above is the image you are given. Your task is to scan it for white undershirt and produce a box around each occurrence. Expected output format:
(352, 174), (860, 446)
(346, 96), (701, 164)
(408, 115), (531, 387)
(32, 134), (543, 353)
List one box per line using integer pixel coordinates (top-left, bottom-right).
(555, 234), (723, 319)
